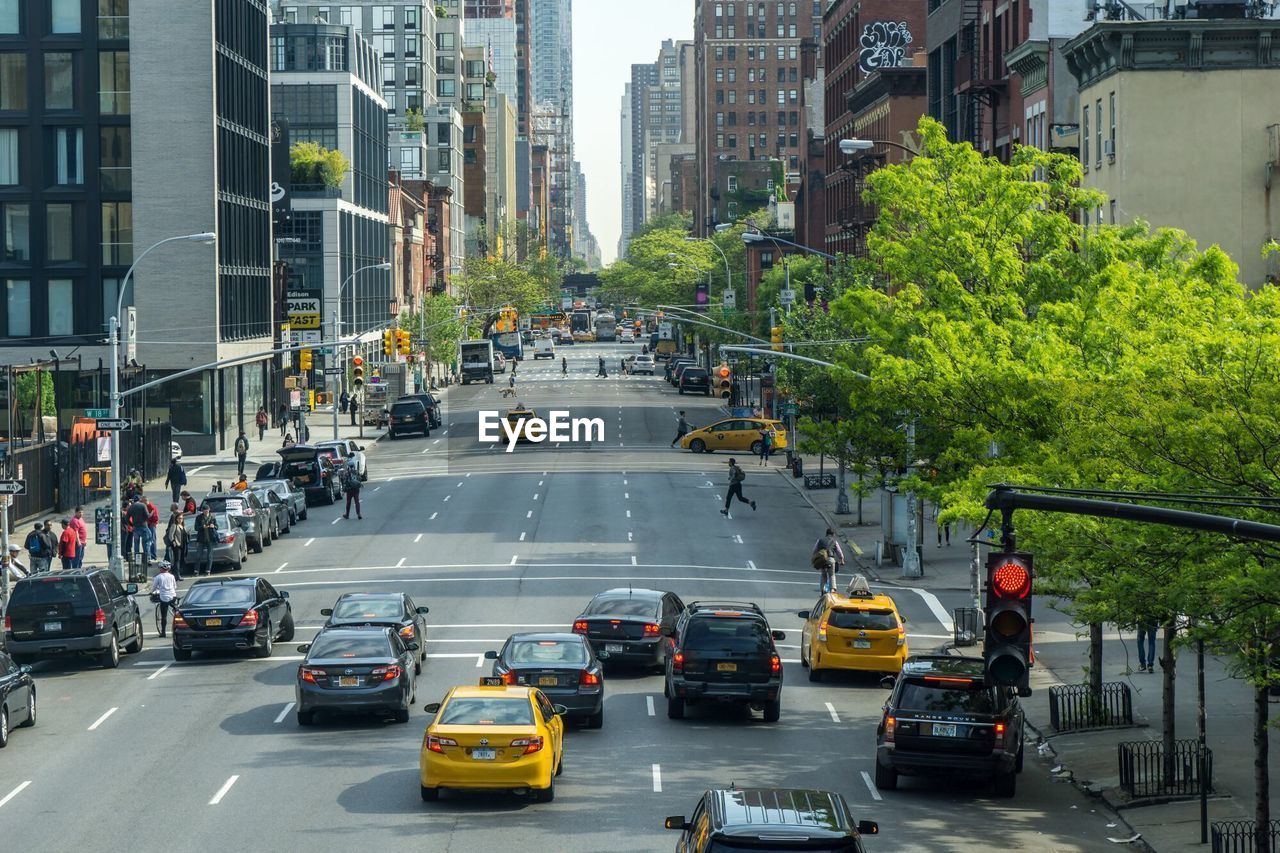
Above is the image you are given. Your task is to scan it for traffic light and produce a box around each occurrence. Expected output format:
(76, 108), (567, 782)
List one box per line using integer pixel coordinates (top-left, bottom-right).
(383, 329), (395, 357)
(771, 326), (784, 352)
(982, 551), (1034, 690)
(715, 364), (732, 399)
(352, 355), (365, 388)
(397, 329), (411, 355)
(299, 349), (313, 371)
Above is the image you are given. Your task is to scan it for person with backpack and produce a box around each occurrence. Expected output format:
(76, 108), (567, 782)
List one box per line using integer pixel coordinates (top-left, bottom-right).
(124, 469), (144, 500)
(23, 522), (50, 574)
(165, 457), (187, 505)
(721, 458), (756, 515)
(811, 528), (845, 594)
(343, 465), (363, 520)
(255, 406), (269, 441)
(234, 430), (250, 476)
(757, 425), (774, 466)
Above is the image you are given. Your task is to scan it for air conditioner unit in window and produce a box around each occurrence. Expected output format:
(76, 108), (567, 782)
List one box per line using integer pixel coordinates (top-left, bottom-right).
(1103, 139), (1115, 157)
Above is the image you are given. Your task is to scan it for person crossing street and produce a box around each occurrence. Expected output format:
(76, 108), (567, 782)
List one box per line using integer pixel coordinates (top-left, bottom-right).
(165, 456), (187, 505)
(561, 356), (568, 377)
(234, 430), (250, 476)
(343, 466), (363, 520)
(671, 411), (690, 447)
(720, 458), (756, 515)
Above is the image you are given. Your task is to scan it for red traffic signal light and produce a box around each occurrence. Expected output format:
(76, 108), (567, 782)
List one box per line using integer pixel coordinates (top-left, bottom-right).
(983, 551), (1034, 690)
(991, 559), (1031, 599)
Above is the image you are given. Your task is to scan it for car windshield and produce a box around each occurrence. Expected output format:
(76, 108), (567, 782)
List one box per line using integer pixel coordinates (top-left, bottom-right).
(708, 842), (861, 853)
(898, 679), (1000, 714)
(828, 608), (897, 631)
(685, 617), (771, 651)
(250, 490), (277, 504)
(309, 633), (393, 659)
(333, 599), (403, 620)
(11, 577), (92, 606)
(439, 697), (534, 726)
(506, 640), (588, 666)
(182, 584), (254, 608)
(583, 596), (659, 618)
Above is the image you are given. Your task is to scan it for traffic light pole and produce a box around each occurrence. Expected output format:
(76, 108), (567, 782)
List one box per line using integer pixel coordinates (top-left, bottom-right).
(330, 309), (340, 441)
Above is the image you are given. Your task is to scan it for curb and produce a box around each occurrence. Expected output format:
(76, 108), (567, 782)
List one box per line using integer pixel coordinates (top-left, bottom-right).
(776, 468), (882, 584)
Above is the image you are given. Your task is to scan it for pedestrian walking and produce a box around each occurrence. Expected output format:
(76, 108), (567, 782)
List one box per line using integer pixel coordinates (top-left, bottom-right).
(671, 411), (690, 447)
(721, 458), (756, 515)
(340, 391), (350, 415)
(181, 490), (197, 516)
(234, 430), (250, 476)
(597, 356), (608, 378)
(349, 395), (359, 426)
(195, 505), (218, 576)
(343, 468), (363, 520)
(57, 518), (78, 571)
(278, 403), (289, 437)
(936, 521), (951, 547)
(255, 406), (269, 441)
(126, 496), (150, 567)
(757, 425), (774, 466)
(163, 507), (187, 580)
(23, 523), (51, 574)
(165, 456), (187, 505)
(811, 528), (846, 594)
(1136, 618), (1158, 673)
(151, 561), (179, 637)
(561, 356), (568, 376)
(69, 506), (88, 567)
(144, 495), (160, 561)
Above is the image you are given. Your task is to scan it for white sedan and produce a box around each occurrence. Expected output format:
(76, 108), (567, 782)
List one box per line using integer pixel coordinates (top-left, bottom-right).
(620, 329), (635, 343)
(316, 439), (367, 481)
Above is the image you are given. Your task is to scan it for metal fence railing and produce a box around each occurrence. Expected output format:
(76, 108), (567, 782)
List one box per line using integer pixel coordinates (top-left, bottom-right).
(1118, 739), (1213, 799)
(1211, 820), (1280, 853)
(1048, 682), (1134, 732)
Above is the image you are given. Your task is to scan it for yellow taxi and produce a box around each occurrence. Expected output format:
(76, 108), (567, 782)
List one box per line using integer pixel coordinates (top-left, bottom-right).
(505, 406), (537, 443)
(420, 678), (566, 802)
(679, 417), (788, 454)
(797, 577), (908, 681)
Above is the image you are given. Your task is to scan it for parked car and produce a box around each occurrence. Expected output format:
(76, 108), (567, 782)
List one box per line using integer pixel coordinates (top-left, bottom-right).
(388, 398), (430, 439)
(256, 446), (344, 505)
(396, 393), (442, 429)
(0, 650), (37, 746)
(678, 366), (712, 395)
(316, 438), (368, 481)
(184, 511), (249, 572)
(171, 576), (294, 661)
(202, 491), (272, 552)
(249, 485), (293, 538)
(321, 592), (430, 674)
(253, 478), (308, 523)
(295, 626), (419, 725)
(4, 568), (144, 669)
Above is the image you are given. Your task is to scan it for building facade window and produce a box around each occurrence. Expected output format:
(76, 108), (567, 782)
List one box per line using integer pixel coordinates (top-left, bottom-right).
(100, 126), (130, 191)
(47, 203), (73, 261)
(404, 6), (418, 29)
(54, 127), (83, 184)
(0, 0), (18, 34)
(2, 202), (27, 260)
(99, 50), (129, 114)
(45, 52), (74, 109)
(6, 279), (29, 336)
(1109, 91), (1116, 155)
(102, 201), (131, 265)
(0, 53), (26, 110)
(0, 128), (17, 184)
(51, 0), (80, 33)
(1095, 98), (1102, 167)
(96, 1), (128, 41)
(437, 78), (455, 98)
(1081, 105), (1089, 169)
(48, 279), (73, 335)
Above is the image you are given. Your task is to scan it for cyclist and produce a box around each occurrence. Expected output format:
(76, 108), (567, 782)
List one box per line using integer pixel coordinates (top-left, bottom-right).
(151, 561), (179, 638)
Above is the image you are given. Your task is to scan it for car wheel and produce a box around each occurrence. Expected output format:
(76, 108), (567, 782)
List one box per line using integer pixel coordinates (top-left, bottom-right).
(555, 756), (564, 777)
(252, 536), (264, 554)
(19, 689), (35, 728)
(0, 707), (8, 748)
(278, 610), (295, 642)
(678, 388), (685, 395)
(393, 708), (410, 724)
(705, 390), (711, 396)
(874, 761), (898, 791)
(296, 709), (316, 726)
(255, 622), (274, 658)
(174, 647), (192, 661)
(1015, 744), (1025, 773)
(532, 775), (555, 803)
(325, 489), (336, 506)
(420, 785), (440, 802)
(101, 631), (121, 669)
(586, 708), (604, 729)
(300, 506), (308, 521)
(666, 696), (685, 720)
(689, 438), (706, 453)
(240, 545), (248, 563)
(389, 431), (398, 440)
(994, 768), (1017, 798)
(808, 666), (822, 683)
(762, 698), (781, 723)
(415, 659), (422, 676)
(124, 616), (144, 654)
(750, 440), (763, 455)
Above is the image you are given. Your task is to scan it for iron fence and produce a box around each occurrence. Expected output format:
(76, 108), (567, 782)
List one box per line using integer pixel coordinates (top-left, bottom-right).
(1117, 738), (1213, 799)
(1048, 682), (1134, 732)
(1211, 820), (1280, 853)
(57, 420), (173, 514)
(7, 443), (57, 521)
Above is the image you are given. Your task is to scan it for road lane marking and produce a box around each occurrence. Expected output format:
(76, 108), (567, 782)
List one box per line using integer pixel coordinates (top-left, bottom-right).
(414, 534), (423, 543)
(533, 493), (539, 500)
(0, 781), (31, 809)
(538, 480), (544, 486)
(907, 588), (955, 632)
(651, 764), (662, 792)
(646, 696), (655, 716)
(396, 557), (406, 568)
(275, 562), (288, 573)
(305, 538), (315, 546)
(274, 702), (295, 724)
(430, 512), (438, 520)
(631, 556), (638, 566)
(443, 495), (451, 502)
(623, 479), (628, 485)
(526, 510), (533, 518)
(331, 517), (341, 525)
(421, 448), (430, 454)
(627, 531), (633, 541)
(624, 492), (629, 499)
(457, 481), (464, 487)
(747, 560), (756, 570)
(209, 775), (240, 805)
(510, 555), (518, 565)
(860, 771), (883, 801)
(734, 535), (743, 544)
(519, 532), (527, 541)
(825, 702), (840, 723)
(464, 471), (469, 476)
(147, 663), (172, 681)
(88, 707), (118, 731)
(475, 654), (485, 668)
(434, 439), (441, 444)
(626, 510), (631, 518)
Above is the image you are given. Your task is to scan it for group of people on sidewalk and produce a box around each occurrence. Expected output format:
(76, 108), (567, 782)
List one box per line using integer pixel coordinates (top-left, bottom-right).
(14, 511), (87, 575)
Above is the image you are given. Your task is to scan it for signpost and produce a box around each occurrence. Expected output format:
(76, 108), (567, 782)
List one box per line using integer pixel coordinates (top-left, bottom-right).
(779, 289), (795, 306)
(723, 290), (736, 309)
(95, 418), (133, 431)
(323, 367), (344, 376)
(286, 291), (322, 330)
(85, 408), (109, 419)
(0, 480), (26, 495)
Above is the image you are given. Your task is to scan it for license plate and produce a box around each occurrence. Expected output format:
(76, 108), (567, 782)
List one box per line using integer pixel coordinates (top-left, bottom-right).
(853, 640), (872, 649)
(932, 723), (958, 737)
(43, 621), (61, 632)
(472, 748), (496, 760)
(538, 676), (558, 686)
(204, 618), (222, 627)
(605, 644), (623, 653)
(716, 662), (738, 672)
(338, 676), (359, 687)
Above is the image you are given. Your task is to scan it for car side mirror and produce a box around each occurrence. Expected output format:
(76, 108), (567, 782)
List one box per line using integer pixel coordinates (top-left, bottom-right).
(552, 704), (568, 716)
(857, 820), (879, 836)
(416, 606), (430, 615)
(880, 675), (896, 690)
(1017, 686), (1033, 698)
(406, 642), (420, 651)
(296, 644), (311, 653)
(320, 608), (333, 616)
(797, 610), (810, 620)
(355, 445), (363, 451)
(596, 649), (610, 660)
(664, 816), (690, 831)
(18, 665), (32, 675)
(280, 591), (289, 599)
(424, 702), (441, 714)
(771, 630), (786, 641)
(483, 650), (498, 660)
(125, 583), (139, 595)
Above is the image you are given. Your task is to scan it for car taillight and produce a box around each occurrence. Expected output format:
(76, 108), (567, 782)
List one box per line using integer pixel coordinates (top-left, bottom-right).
(885, 715), (896, 743)
(510, 736), (543, 755)
(300, 667), (323, 683)
(897, 626), (907, 647)
(398, 625), (415, 640)
(222, 532), (236, 543)
(671, 651), (684, 673)
(818, 620), (828, 643)
(172, 612), (188, 629)
(770, 653), (781, 675)
(2, 615), (9, 632)
(238, 609), (259, 628)
(501, 670), (518, 685)
(579, 670), (601, 686)
(371, 665), (403, 682)
(241, 508), (254, 517)
(642, 623), (661, 637)
(94, 608), (107, 630)
(572, 620), (588, 634)
(425, 735), (457, 753)
(993, 720), (1006, 749)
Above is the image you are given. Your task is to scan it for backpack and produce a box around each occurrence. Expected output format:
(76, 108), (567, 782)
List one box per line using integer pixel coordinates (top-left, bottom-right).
(731, 465), (745, 484)
(25, 532), (42, 555)
(811, 548), (830, 570)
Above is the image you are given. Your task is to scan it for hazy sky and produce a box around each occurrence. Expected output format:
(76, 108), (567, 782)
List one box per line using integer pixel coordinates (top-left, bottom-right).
(572, 0), (694, 265)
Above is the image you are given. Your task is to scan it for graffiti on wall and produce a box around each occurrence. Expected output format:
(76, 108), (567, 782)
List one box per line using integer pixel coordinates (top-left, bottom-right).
(858, 21), (914, 73)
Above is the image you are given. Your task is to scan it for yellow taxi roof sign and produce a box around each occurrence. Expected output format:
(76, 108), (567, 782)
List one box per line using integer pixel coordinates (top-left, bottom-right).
(478, 676), (505, 687)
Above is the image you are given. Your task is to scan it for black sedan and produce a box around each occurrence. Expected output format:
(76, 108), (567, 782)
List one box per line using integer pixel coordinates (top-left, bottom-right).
(321, 593), (430, 674)
(572, 588), (686, 671)
(295, 626), (418, 725)
(485, 633), (604, 728)
(172, 577), (294, 661)
(0, 650), (36, 746)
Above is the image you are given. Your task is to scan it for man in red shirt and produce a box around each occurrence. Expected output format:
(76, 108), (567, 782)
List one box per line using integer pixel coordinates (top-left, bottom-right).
(145, 496), (161, 562)
(68, 505), (88, 568)
(57, 518), (78, 571)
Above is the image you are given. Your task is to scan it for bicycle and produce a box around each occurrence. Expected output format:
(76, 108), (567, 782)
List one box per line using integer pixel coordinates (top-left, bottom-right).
(151, 593), (181, 636)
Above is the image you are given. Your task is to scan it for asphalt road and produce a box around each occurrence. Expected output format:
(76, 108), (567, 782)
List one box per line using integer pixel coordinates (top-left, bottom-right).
(0, 343), (1128, 852)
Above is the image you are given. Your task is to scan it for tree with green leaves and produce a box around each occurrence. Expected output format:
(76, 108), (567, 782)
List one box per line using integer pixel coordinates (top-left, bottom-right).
(398, 293), (462, 385)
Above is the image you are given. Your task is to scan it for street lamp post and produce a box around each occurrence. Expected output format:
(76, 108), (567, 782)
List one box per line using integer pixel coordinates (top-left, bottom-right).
(684, 236), (733, 298)
(331, 261), (392, 440)
(108, 231), (217, 580)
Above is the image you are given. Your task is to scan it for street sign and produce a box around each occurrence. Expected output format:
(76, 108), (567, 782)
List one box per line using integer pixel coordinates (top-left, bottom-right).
(95, 418), (133, 431)
(781, 402), (798, 417)
(779, 289), (795, 305)
(317, 348), (334, 356)
(323, 367), (344, 376)
(85, 408), (109, 418)
(723, 290), (736, 309)
(0, 479), (25, 495)
(287, 292), (322, 330)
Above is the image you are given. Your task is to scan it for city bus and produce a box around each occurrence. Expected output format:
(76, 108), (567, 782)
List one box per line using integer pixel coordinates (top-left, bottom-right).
(570, 310), (594, 342)
(594, 313), (617, 342)
(489, 330), (525, 361)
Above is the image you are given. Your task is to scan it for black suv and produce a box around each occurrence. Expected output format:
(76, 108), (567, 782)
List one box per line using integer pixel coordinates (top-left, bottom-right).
(4, 568), (144, 669)
(678, 367), (711, 396)
(665, 788), (878, 852)
(388, 399), (429, 439)
(664, 601), (785, 722)
(875, 655), (1027, 797)
(203, 491), (272, 552)
(396, 393), (442, 429)
(257, 446), (343, 505)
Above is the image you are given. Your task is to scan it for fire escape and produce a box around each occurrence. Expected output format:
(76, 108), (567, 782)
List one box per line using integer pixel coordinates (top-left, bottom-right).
(953, 0), (1005, 152)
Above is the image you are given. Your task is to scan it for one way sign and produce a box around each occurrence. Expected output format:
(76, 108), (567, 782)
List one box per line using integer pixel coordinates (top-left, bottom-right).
(0, 479), (26, 495)
(95, 418), (133, 431)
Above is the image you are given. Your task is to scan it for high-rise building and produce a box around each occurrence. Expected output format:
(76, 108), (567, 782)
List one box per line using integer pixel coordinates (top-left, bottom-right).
(626, 62), (658, 239)
(619, 84), (634, 257)
(466, 0), (532, 136)
(424, 105), (466, 281)
(643, 40), (695, 220)
(530, 0), (575, 257)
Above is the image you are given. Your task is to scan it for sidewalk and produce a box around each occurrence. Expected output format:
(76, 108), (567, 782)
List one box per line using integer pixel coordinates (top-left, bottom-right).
(777, 451), (1280, 853)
